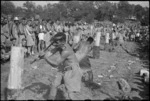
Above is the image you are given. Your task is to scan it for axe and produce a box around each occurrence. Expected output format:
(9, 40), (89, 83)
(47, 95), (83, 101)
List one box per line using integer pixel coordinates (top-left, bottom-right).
(30, 40), (54, 64)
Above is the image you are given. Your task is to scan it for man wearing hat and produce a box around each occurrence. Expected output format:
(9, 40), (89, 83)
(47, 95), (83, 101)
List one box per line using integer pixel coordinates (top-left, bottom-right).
(12, 17), (21, 46)
(18, 18), (27, 45)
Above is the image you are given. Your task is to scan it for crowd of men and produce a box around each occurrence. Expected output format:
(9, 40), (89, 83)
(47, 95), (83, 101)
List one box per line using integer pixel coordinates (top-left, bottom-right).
(1, 15), (149, 100)
(1, 15), (149, 60)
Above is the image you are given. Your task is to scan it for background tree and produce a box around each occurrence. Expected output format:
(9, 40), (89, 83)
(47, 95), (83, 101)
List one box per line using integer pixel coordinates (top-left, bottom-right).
(1, 1), (16, 15)
(133, 5), (145, 21)
(1, 1), (149, 26)
(23, 1), (36, 18)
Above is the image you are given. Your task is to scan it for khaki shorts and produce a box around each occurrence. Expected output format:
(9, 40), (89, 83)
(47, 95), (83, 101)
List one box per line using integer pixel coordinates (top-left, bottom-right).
(53, 69), (82, 92)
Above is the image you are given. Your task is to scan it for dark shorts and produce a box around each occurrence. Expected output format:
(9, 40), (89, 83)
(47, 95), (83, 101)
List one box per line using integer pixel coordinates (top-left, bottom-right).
(79, 56), (91, 69)
(93, 46), (100, 59)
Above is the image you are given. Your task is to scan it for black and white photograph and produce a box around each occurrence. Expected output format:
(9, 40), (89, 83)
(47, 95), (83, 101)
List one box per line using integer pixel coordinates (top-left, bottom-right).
(1, 1), (149, 100)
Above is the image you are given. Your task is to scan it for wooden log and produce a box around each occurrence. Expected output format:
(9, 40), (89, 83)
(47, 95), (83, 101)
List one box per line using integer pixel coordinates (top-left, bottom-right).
(95, 32), (101, 46)
(7, 46), (24, 90)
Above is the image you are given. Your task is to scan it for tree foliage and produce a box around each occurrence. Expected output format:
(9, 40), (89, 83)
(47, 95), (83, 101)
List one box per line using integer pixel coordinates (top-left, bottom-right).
(1, 1), (16, 15)
(1, 1), (149, 25)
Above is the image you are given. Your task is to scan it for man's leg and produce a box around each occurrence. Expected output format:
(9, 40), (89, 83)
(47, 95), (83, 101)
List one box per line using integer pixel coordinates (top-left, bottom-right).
(35, 35), (38, 53)
(41, 40), (44, 51)
(82, 70), (93, 83)
(27, 46), (31, 56)
(49, 72), (63, 100)
(87, 70), (93, 82)
(38, 40), (41, 53)
(79, 56), (93, 82)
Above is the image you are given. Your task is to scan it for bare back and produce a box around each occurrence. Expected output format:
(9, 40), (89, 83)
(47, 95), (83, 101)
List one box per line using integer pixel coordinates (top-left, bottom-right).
(63, 44), (79, 66)
(75, 41), (91, 62)
(61, 43), (82, 92)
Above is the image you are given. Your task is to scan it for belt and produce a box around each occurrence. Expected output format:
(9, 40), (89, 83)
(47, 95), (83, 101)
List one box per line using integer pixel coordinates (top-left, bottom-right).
(68, 91), (80, 94)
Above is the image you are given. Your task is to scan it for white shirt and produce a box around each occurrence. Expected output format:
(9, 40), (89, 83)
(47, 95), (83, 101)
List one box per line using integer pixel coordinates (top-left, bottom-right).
(105, 33), (109, 44)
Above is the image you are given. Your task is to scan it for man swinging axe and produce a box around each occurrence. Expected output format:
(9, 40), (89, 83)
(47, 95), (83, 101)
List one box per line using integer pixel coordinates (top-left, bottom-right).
(38, 32), (83, 100)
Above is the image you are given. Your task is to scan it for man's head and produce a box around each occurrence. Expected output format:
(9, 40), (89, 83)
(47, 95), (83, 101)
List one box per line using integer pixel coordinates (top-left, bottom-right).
(51, 32), (66, 47)
(22, 38), (27, 47)
(22, 18), (27, 25)
(1, 17), (7, 25)
(11, 38), (17, 45)
(87, 37), (94, 44)
(7, 15), (12, 22)
(14, 17), (20, 25)
(27, 20), (32, 26)
(34, 19), (39, 25)
(42, 19), (47, 25)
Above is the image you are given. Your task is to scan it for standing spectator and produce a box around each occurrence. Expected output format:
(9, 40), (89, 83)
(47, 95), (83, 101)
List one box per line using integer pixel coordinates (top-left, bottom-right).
(44, 19), (52, 47)
(105, 28), (110, 51)
(25, 19), (35, 56)
(38, 19), (47, 52)
(18, 18), (27, 45)
(33, 19), (40, 53)
(118, 29), (124, 46)
(93, 26), (102, 59)
(12, 17), (21, 46)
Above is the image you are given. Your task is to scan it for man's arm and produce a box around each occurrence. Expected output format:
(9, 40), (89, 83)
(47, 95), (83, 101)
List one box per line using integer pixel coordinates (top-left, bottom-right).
(89, 45), (93, 52)
(44, 50), (69, 67)
(72, 42), (81, 52)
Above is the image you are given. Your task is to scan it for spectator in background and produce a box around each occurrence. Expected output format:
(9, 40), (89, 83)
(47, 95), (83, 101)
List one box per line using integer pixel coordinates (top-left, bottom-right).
(33, 19), (40, 53)
(25, 19), (35, 56)
(18, 18), (27, 45)
(44, 19), (52, 48)
(12, 17), (21, 46)
(104, 28), (110, 51)
(38, 19), (47, 52)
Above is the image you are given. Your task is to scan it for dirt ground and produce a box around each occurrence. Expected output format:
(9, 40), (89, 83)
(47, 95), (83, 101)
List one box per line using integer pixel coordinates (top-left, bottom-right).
(1, 42), (149, 100)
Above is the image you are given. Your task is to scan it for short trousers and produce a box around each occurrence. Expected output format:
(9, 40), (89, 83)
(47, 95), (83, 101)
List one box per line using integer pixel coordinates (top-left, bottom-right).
(38, 33), (45, 41)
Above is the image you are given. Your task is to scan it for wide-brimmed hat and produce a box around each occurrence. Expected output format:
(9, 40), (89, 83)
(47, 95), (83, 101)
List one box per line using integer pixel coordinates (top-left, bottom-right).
(14, 17), (19, 21)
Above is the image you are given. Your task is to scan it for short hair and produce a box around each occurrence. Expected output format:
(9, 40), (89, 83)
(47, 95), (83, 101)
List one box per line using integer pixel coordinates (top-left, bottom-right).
(87, 37), (94, 44)
(50, 21), (54, 25)
(51, 32), (66, 43)
(22, 38), (26, 41)
(11, 38), (17, 41)
(22, 17), (26, 20)
(76, 27), (82, 30)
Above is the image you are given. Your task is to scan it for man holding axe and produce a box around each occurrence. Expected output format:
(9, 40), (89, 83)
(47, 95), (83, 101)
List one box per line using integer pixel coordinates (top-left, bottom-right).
(36, 32), (83, 100)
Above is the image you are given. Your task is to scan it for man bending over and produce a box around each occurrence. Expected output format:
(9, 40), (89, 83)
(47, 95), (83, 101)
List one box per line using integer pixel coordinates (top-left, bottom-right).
(74, 37), (94, 82)
(39, 32), (83, 100)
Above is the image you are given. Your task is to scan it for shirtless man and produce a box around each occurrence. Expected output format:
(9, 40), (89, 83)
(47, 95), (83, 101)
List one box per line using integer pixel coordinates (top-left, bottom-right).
(74, 37), (94, 82)
(40, 32), (83, 100)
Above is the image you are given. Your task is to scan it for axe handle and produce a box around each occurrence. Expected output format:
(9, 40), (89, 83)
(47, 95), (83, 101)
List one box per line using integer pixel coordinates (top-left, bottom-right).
(30, 41), (54, 64)
(44, 41), (54, 52)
